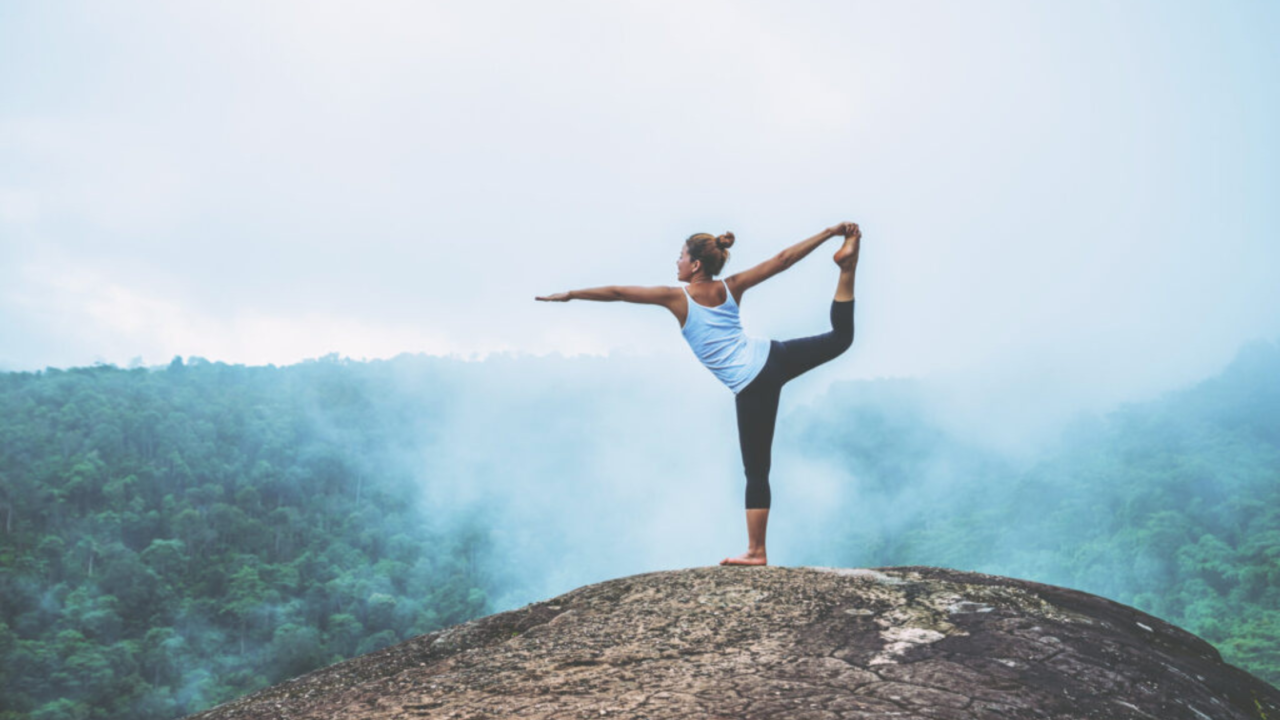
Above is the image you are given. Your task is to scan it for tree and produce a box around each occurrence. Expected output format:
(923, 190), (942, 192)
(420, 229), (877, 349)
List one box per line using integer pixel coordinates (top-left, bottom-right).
(224, 566), (271, 655)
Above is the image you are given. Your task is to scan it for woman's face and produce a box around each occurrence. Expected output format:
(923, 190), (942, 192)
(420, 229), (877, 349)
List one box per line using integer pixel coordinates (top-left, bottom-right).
(676, 245), (697, 282)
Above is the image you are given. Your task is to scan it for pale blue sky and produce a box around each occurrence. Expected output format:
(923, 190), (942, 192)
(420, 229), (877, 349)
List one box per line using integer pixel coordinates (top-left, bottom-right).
(2, 1), (1277, 414)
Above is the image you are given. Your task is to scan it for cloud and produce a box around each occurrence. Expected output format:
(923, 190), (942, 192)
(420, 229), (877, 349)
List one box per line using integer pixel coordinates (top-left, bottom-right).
(3, 254), (463, 368)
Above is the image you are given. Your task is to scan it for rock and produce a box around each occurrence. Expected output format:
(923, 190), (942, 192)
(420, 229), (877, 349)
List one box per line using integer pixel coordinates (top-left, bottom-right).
(184, 566), (1280, 719)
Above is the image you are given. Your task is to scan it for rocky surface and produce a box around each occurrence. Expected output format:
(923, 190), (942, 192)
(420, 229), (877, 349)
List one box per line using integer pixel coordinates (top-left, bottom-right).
(186, 566), (1280, 719)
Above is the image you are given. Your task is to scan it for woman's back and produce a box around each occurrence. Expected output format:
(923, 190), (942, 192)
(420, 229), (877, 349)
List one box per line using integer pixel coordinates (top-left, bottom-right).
(680, 279), (770, 394)
(683, 279), (731, 312)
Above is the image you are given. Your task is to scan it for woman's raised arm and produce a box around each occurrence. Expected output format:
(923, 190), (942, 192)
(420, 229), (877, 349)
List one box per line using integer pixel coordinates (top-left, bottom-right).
(726, 223), (851, 295)
(780, 224), (847, 266)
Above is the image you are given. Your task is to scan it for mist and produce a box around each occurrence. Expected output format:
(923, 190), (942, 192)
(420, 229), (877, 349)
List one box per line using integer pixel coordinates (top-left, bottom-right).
(330, 334), (1277, 615)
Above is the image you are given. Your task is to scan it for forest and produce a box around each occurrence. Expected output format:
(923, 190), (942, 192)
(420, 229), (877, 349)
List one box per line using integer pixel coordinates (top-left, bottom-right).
(1, 340), (1277, 719)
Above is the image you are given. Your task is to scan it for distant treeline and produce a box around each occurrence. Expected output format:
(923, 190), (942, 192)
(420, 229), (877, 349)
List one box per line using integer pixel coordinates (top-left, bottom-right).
(1, 341), (1278, 719)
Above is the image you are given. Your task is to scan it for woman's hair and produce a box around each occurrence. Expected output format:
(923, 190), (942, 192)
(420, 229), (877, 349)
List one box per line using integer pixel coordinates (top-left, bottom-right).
(684, 231), (735, 277)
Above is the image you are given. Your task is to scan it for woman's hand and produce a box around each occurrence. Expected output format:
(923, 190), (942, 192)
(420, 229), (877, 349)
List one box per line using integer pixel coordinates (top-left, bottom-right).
(830, 221), (859, 237)
(535, 292), (572, 302)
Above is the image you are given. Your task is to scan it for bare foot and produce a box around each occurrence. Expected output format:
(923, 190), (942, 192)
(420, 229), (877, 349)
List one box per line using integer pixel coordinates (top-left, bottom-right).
(833, 224), (861, 269)
(720, 551), (768, 566)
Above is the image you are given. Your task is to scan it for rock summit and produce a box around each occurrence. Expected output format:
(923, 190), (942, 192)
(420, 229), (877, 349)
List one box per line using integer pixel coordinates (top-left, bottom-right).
(187, 565), (1280, 719)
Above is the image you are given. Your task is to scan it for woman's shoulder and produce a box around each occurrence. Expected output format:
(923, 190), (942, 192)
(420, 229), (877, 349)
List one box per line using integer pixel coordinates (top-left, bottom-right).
(722, 276), (744, 305)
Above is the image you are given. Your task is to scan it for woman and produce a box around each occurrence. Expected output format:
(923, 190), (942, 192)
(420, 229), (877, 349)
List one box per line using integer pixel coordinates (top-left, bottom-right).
(536, 222), (861, 566)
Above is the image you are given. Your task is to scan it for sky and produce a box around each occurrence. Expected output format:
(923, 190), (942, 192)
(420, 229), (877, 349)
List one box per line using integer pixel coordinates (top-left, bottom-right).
(2, 0), (1278, 417)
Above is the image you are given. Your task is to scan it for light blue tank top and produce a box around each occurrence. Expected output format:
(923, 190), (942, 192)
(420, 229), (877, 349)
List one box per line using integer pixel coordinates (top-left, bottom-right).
(680, 279), (771, 394)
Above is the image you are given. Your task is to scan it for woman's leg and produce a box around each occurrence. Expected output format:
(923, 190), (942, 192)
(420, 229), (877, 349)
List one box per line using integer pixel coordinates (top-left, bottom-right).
(721, 232), (860, 567)
(735, 367), (781, 512)
(722, 347), (785, 566)
(775, 299), (854, 384)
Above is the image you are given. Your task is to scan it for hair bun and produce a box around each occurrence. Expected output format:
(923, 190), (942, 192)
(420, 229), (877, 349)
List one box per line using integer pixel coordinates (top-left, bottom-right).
(717, 232), (735, 250)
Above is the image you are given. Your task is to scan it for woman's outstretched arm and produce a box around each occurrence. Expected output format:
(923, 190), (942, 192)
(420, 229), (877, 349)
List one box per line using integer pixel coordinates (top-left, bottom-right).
(535, 285), (681, 306)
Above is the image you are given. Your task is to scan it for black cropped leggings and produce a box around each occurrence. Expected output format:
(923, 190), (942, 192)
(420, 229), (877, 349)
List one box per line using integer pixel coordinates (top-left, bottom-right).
(735, 299), (854, 509)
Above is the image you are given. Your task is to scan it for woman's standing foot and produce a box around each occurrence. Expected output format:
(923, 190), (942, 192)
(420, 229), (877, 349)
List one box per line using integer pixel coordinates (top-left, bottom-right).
(720, 551), (768, 566)
(721, 509), (769, 566)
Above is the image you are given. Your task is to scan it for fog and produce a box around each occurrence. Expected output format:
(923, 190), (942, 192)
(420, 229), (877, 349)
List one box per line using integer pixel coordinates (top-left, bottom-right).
(341, 335), (1274, 614)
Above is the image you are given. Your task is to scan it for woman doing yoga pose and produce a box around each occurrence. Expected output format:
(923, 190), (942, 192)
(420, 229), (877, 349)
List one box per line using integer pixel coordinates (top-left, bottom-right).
(536, 222), (862, 566)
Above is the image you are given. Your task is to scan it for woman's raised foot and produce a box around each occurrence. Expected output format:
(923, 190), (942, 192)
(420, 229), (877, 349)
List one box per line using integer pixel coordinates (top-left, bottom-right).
(834, 226), (861, 269)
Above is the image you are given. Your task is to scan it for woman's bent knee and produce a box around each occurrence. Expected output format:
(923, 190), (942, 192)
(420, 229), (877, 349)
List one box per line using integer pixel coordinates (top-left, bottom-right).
(837, 327), (854, 354)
